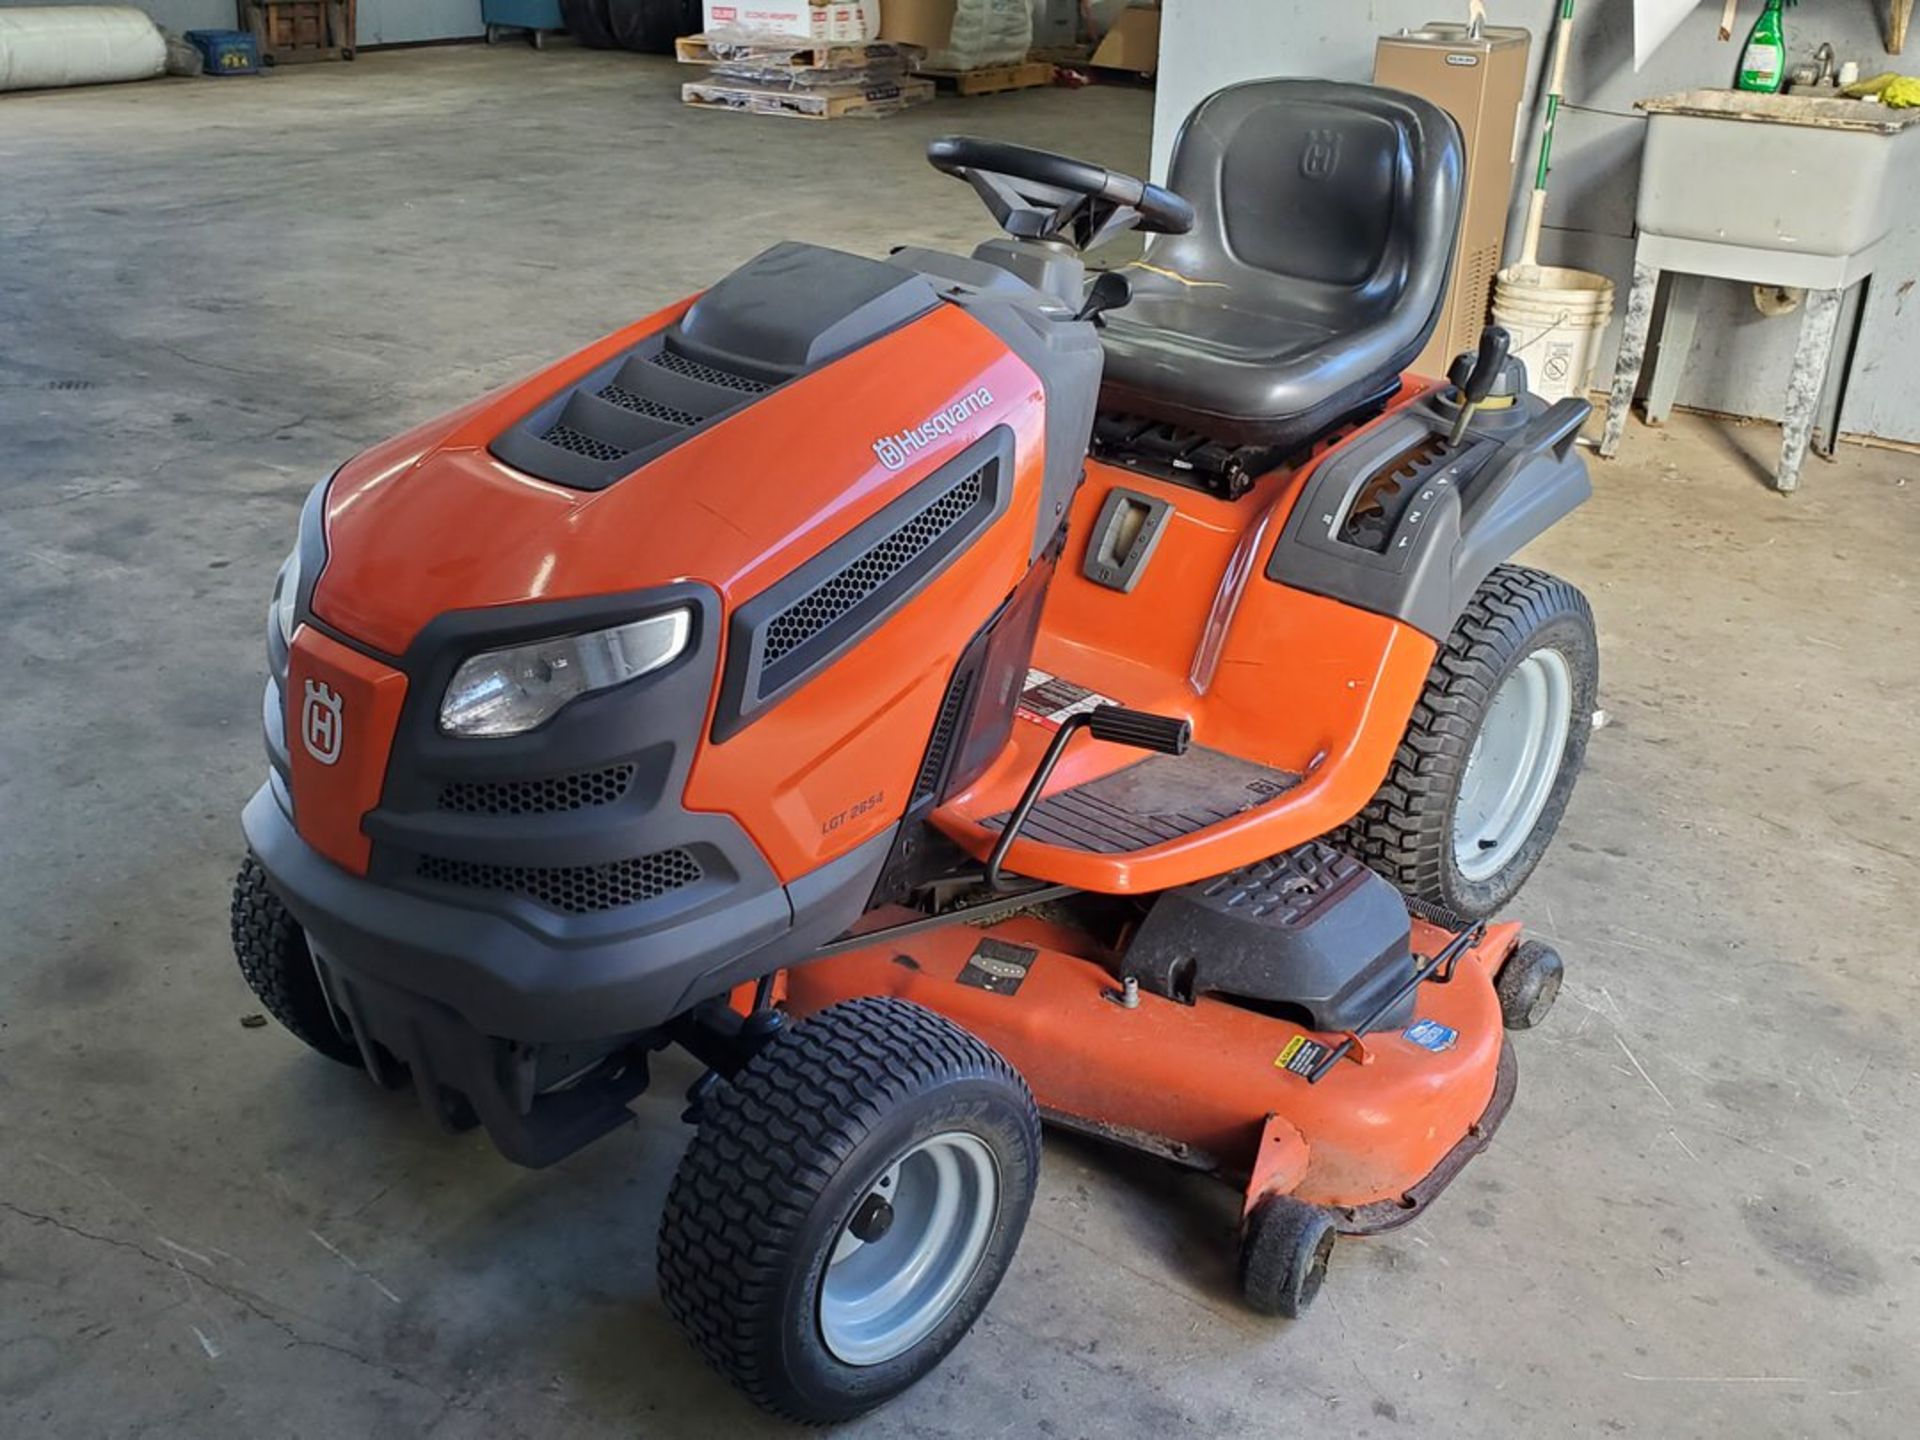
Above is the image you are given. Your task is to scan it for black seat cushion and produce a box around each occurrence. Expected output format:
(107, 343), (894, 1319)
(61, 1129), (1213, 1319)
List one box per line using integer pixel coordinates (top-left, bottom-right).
(1098, 80), (1464, 450)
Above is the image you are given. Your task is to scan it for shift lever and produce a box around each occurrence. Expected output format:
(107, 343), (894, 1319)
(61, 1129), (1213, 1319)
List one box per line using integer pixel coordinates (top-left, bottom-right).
(1448, 324), (1512, 445)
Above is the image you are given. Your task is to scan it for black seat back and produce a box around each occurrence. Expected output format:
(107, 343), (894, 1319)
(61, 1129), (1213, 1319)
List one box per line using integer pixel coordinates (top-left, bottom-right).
(1097, 80), (1463, 453)
(1149, 78), (1462, 341)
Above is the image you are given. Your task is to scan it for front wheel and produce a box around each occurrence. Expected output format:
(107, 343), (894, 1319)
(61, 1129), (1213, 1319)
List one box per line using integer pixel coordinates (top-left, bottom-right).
(1336, 565), (1598, 920)
(230, 857), (359, 1066)
(657, 998), (1040, 1424)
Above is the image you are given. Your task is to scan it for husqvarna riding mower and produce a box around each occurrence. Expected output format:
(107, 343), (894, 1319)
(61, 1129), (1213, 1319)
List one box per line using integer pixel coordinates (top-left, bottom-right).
(232, 80), (1597, 1422)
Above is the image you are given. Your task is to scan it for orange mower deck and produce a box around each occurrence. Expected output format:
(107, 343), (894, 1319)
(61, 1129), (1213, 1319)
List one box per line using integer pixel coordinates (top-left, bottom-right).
(787, 916), (1523, 1228)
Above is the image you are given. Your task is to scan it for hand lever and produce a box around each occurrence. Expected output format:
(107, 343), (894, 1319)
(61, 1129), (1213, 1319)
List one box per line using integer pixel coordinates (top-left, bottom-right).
(1074, 269), (1133, 325)
(1448, 325), (1512, 445)
(1086, 704), (1190, 754)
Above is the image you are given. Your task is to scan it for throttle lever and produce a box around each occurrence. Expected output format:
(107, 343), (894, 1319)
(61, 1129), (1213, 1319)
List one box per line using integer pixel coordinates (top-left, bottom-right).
(1448, 325), (1512, 445)
(1074, 269), (1134, 325)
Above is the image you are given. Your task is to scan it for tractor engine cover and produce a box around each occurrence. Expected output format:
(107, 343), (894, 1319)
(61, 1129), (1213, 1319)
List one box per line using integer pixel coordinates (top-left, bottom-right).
(1119, 843), (1416, 1033)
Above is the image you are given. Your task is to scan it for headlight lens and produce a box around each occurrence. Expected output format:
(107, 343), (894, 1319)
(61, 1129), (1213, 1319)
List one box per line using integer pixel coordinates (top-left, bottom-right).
(271, 544), (302, 646)
(437, 608), (692, 738)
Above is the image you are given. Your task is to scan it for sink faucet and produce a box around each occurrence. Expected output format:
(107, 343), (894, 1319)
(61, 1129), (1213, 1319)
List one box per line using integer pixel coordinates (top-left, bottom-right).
(1813, 42), (1837, 87)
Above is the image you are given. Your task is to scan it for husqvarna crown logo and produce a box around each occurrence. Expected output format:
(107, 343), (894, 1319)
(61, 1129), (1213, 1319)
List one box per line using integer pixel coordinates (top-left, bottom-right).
(1301, 128), (1342, 179)
(873, 387), (995, 471)
(302, 679), (344, 766)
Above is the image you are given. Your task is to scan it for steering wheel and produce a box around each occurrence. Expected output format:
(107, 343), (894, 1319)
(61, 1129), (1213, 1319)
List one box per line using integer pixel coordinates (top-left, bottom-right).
(927, 136), (1194, 251)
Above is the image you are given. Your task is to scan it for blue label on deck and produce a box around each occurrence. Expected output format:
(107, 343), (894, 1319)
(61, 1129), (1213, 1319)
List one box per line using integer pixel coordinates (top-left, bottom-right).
(1403, 1018), (1458, 1053)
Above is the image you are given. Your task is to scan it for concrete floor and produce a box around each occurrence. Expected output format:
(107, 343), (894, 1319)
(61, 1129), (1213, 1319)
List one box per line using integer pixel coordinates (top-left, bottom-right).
(2, 46), (1915, 1440)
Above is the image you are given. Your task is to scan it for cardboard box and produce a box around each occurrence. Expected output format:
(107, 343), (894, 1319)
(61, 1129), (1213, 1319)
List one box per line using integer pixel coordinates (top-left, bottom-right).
(1090, 3), (1158, 74)
(879, 0), (954, 51)
(678, 34), (918, 72)
(702, 1), (878, 43)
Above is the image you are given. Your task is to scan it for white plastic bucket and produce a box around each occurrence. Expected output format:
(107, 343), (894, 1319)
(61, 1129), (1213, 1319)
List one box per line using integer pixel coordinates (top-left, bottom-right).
(1492, 265), (1615, 403)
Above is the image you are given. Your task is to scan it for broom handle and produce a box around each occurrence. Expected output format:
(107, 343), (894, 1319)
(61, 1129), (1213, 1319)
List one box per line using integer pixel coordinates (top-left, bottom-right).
(1521, 0), (1577, 269)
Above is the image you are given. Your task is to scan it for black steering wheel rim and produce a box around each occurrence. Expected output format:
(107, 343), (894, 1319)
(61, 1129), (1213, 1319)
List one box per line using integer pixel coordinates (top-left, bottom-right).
(926, 135), (1194, 237)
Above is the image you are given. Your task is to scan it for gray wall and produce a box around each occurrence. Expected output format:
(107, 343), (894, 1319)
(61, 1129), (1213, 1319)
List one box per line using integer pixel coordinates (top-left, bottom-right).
(0, 1), (482, 46)
(1156, 0), (1919, 442)
(358, 0), (481, 44)
(0, 0), (234, 27)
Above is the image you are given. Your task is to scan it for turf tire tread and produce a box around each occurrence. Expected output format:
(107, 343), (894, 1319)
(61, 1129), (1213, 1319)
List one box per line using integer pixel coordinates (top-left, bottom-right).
(656, 997), (1035, 1423)
(1331, 564), (1595, 913)
(229, 856), (360, 1066)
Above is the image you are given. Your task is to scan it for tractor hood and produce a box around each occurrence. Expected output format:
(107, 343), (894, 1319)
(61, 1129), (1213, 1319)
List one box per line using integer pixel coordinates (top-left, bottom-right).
(309, 245), (1046, 659)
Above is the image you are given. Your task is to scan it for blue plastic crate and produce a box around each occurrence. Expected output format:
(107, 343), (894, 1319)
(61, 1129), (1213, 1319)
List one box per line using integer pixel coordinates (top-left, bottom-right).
(184, 29), (261, 77)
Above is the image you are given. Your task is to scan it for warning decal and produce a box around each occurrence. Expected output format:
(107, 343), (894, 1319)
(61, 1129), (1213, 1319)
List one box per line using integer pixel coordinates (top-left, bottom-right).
(1275, 1034), (1331, 1078)
(1016, 669), (1119, 729)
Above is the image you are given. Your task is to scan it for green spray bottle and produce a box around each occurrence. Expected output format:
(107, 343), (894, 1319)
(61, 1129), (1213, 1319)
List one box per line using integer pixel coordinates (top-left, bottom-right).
(1736, 0), (1794, 93)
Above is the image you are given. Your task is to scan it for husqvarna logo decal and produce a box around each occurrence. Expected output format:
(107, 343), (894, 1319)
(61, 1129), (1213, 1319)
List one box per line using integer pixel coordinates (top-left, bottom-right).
(873, 387), (995, 471)
(302, 679), (344, 766)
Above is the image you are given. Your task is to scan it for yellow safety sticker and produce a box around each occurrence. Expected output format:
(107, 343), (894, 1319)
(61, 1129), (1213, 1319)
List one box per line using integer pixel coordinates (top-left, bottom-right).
(1275, 1035), (1330, 1078)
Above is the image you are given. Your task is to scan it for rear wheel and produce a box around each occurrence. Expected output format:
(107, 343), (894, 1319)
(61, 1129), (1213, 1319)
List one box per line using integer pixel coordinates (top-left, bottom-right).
(230, 857), (359, 1066)
(1336, 565), (1597, 919)
(658, 998), (1039, 1424)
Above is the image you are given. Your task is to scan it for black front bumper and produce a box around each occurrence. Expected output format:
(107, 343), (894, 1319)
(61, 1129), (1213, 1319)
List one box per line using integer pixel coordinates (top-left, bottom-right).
(245, 786), (895, 1164)
(244, 782), (818, 1042)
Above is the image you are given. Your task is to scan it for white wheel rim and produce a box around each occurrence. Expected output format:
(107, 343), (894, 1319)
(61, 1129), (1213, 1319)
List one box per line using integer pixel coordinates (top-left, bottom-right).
(1452, 647), (1574, 883)
(818, 1130), (999, 1367)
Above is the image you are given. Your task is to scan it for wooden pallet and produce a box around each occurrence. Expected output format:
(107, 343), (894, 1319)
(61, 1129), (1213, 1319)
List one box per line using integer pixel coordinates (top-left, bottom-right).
(675, 33), (920, 71)
(682, 76), (935, 121)
(919, 60), (1055, 96)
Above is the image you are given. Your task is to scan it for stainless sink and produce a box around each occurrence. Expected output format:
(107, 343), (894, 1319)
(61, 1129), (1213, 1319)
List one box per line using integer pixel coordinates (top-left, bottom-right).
(1636, 89), (1920, 256)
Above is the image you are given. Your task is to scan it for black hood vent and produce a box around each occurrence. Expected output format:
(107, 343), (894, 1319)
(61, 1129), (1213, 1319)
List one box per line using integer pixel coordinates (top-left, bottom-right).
(489, 242), (938, 492)
(495, 334), (780, 489)
(645, 348), (772, 393)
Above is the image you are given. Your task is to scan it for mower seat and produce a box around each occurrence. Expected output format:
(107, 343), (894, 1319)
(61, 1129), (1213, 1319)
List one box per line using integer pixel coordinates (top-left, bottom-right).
(1098, 79), (1464, 450)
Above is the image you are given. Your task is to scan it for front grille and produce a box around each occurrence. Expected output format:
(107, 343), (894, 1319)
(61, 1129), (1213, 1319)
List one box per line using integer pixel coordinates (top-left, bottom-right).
(437, 764), (637, 817)
(647, 348), (771, 393)
(416, 849), (703, 915)
(541, 423), (629, 462)
(763, 471), (985, 667)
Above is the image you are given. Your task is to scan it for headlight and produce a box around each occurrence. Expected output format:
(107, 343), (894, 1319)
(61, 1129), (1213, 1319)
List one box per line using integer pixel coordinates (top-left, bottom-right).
(270, 544), (302, 646)
(437, 609), (692, 738)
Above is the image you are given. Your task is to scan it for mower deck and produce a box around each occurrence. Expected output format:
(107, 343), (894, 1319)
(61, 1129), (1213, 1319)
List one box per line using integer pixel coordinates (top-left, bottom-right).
(787, 914), (1523, 1219)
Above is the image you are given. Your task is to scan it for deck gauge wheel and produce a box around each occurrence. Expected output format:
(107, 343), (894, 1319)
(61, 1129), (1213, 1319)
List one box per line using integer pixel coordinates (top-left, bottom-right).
(1240, 1195), (1338, 1319)
(1495, 939), (1564, 1030)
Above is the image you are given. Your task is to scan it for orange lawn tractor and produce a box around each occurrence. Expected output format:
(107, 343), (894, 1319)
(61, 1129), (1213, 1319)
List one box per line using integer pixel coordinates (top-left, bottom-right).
(233, 79), (1597, 1423)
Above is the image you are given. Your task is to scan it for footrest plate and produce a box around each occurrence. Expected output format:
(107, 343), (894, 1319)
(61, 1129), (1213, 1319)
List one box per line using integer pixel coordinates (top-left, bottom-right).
(981, 748), (1298, 855)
